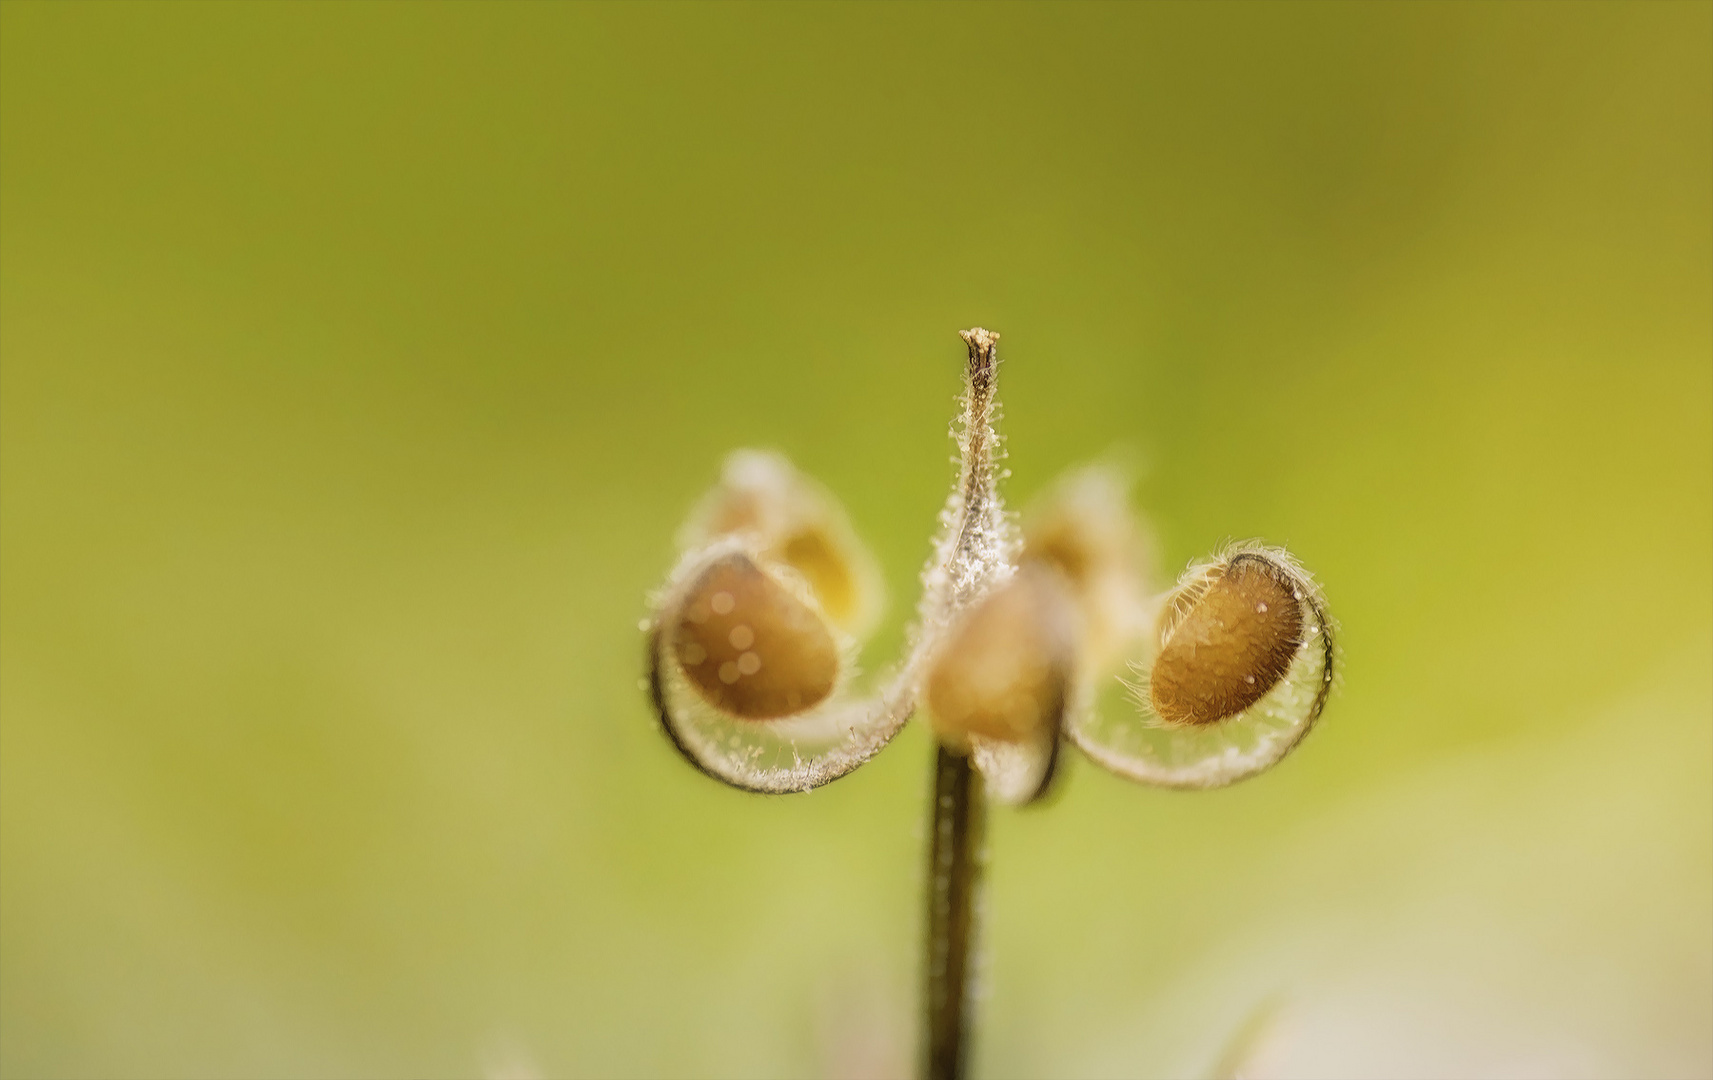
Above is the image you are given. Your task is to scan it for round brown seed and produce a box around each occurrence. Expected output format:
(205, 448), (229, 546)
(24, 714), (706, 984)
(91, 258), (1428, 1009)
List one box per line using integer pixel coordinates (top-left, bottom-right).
(925, 564), (1079, 746)
(673, 553), (839, 720)
(1149, 555), (1304, 726)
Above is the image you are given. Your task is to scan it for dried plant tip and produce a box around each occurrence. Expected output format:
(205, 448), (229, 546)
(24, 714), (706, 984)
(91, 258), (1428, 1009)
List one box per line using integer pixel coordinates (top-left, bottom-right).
(926, 564), (1079, 747)
(1150, 553), (1305, 727)
(672, 552), (839, 720)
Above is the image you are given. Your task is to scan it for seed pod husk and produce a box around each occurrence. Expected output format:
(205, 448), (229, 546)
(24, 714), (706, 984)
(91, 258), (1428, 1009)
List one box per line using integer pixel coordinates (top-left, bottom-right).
(672, 552), (839, 720)
(1149, 553), (1304, 727)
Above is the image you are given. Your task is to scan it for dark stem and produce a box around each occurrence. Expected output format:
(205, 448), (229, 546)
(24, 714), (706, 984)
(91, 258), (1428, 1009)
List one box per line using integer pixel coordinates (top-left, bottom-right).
(924, 744), (985, 1080)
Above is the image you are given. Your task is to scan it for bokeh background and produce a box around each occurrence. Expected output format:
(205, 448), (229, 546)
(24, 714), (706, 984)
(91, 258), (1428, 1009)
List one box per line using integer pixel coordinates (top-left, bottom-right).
(2, 4), (1709, 1078)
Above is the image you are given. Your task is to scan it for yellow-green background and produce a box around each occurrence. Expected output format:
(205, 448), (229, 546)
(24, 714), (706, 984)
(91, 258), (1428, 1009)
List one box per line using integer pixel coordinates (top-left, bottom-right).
(2, 3), (1708, 1077)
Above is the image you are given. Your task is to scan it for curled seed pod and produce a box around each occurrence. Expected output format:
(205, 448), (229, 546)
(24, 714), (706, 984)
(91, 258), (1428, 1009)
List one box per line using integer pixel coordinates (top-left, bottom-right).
(646, 537), (915, 794)
(682, 450), (884, 636)
(926, 563), (1079, 750)
(671, 551), (839, 720)
(1067, 543), (1334, 790)
(1150, 553), (1304, 727)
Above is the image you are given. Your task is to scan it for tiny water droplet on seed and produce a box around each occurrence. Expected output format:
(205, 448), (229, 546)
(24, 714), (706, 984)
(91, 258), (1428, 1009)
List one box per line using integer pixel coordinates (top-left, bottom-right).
(729, 624), (755, 650)
(711, 591), (736, 615)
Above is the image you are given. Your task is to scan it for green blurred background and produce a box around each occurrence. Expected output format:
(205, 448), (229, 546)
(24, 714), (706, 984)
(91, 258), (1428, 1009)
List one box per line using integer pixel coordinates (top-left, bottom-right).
(2, 3), (1708, 1077)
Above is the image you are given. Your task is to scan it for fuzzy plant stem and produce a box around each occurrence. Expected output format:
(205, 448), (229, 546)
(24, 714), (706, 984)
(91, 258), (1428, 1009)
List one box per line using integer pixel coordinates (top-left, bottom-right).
(920, 328), (1003, 1079)
(924, 743), (986, 1080)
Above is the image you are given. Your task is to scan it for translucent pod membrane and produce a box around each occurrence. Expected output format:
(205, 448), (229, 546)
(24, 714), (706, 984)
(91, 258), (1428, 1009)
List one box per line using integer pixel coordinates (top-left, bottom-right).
(1068, 544), (1335, 790)
(926, 564), (1078, 805)
(647, 538), (917, 794)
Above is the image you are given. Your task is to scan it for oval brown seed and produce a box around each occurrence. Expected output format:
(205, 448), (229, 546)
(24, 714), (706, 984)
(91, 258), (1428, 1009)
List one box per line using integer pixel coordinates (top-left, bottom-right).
(926, 564), (1079, 746)
(1149, 555), (1304, 726)
(673, 552), (839, 720)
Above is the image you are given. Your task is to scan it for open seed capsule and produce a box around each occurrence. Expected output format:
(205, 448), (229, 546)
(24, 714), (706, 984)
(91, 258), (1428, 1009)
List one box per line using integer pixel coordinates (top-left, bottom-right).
(671, 552), (839, 720)
(1064, 543), (1332, 789)
(926, 564), (1079, 748)
(1150, 552), (1306, 727)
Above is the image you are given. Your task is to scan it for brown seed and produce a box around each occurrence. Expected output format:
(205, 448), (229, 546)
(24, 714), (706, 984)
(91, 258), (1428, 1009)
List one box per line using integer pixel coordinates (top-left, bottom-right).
(926, 564), (1079, 746)
(673, 552), (839, 720)
(1149, 554), (1304, 726)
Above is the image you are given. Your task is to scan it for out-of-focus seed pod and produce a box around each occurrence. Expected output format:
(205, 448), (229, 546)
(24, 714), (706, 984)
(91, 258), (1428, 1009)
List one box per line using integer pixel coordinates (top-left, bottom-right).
(1149, 553), (1305, 727)
(672, 552), (839, 720)
(1021, 466), (1151, 672)
(926, 564), (1079, 747)
(683, 450), (883, 637)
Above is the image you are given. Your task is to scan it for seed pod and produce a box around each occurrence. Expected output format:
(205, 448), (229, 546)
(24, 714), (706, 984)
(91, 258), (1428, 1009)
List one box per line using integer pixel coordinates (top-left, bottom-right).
(672, 552), (839, 720)
(926, 564), (1079, 747)
(682, 450), (883, 637)
(1149, 552), (1305, 727)
(1021, 465), (1151, 671)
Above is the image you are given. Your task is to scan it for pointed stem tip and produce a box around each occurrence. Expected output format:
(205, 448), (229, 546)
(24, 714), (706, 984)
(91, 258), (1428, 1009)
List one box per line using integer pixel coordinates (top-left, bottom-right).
(959, 328), (1000, 388)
